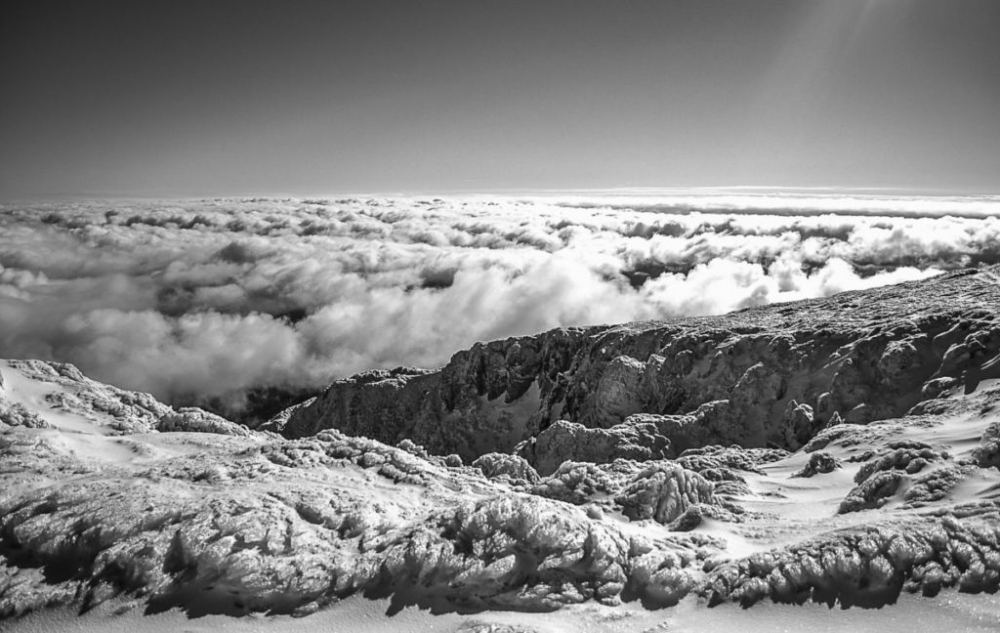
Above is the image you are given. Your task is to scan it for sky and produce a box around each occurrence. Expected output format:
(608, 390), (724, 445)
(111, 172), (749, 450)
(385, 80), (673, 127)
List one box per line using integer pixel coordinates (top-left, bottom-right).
(2, 0), (1000, 198)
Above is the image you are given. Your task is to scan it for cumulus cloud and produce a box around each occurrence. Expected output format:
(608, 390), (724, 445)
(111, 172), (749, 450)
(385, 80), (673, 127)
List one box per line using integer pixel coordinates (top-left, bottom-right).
(0, 193), (995, 408)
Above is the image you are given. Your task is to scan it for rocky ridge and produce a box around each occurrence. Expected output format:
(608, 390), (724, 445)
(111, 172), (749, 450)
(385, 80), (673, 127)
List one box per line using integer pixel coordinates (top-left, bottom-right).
(283, 268), (1000, 466)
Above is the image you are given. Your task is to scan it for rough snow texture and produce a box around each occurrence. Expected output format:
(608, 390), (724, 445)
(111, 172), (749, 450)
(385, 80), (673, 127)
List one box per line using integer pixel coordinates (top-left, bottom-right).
(5, 269), (1000, 622)
(703, 511), (1000, 609)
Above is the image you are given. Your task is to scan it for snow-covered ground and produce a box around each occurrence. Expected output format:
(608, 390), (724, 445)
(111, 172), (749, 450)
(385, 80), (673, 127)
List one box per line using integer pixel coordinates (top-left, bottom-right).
(4, 348), (1000, 631)
(7, 586), (1000, 633)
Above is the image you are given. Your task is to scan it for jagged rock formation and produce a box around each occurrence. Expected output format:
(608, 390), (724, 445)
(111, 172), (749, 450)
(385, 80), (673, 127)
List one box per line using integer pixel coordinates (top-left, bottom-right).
(517, 418), (671, 476)
(5, 269), (1000, 625)
(283, 269), (1000, 470)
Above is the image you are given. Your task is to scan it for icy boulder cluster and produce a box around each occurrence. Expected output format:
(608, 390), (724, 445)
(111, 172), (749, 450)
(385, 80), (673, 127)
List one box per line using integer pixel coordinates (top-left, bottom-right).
(0, 399), (49, 430)
(704, 509), (1000, 608)
(0, 426), (727, 617)
(838, 441), (947, 513)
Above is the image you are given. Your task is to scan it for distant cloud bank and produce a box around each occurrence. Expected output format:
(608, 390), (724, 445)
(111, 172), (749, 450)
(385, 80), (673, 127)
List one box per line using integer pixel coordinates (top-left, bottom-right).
(2, 193), (997, 408)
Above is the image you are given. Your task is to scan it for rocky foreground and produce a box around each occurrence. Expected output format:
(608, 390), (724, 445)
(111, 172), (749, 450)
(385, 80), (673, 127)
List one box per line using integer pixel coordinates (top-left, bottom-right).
(3, 268), (1000, 625)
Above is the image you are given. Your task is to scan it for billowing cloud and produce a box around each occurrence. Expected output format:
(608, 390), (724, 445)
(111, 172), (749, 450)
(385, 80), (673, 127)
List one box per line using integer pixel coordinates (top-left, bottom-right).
(1, 193), (996, 409)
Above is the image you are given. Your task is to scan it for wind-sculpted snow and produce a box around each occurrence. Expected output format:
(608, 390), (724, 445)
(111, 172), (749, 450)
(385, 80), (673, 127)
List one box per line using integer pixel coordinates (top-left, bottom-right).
(703, 510), (1000, 608)
(5, 367), (1000, 619)
(614, 463), (715, 525)
(0, 397), (726, 617)
(2, 194), (996, 417)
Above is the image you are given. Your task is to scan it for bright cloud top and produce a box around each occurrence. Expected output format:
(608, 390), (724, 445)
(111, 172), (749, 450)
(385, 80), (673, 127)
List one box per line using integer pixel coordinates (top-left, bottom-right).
(1, 194), (997, 409)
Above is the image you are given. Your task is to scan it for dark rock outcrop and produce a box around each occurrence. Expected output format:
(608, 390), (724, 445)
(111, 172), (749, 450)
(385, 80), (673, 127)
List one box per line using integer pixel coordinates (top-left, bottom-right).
(472, 453), (540, 486)
(282, 269), (1000, 469)
(793, 451), (842, 478)
(517, 418), (671, 476)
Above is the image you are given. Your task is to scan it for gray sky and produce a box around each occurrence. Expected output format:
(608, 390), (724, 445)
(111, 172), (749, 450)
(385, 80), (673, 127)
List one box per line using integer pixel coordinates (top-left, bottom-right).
(2, 0), (999, 198)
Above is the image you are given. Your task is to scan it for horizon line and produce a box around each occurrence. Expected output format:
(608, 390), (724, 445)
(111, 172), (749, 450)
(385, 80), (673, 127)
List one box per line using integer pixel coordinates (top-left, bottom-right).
(4, 184), (1000, 204)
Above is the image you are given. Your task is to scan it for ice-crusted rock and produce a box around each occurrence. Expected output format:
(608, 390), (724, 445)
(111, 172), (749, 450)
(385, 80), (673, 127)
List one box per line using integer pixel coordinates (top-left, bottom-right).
(703, 509), (1000, 608)
(156, 407), (254, 436)
(903, 464), (972, 508)
(530, 461), (627, 506)
(283, 269), (1000, 461)
(519, 418), (671, 476)
(615, 462), (714, 524)
(972, 419), (1000, 468)
(839, 441), (949, 513)
(793, 451), (841, 478)
(396, 437), (433, 460)
(778, 400), (819, 450)
(526, 459), (738, 529)
(839, 470), (906, 513)
(472, 453), (540, 486)
(854, 441), (945, 483)
(0, 399), (50, 429)
(675, 444), (788, 476)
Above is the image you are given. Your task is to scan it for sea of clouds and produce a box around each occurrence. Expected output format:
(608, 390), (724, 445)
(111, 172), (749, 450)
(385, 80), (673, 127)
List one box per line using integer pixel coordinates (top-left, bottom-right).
(2, 192), (998, 411)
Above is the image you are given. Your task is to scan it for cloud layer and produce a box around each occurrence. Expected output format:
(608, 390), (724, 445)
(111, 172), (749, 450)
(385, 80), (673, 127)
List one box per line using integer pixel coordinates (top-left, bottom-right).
(2, 193), (998, 407)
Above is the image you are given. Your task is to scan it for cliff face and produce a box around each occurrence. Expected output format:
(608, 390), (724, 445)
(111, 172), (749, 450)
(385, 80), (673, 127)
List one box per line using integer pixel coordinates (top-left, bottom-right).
(283, 268), (1000, 468)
